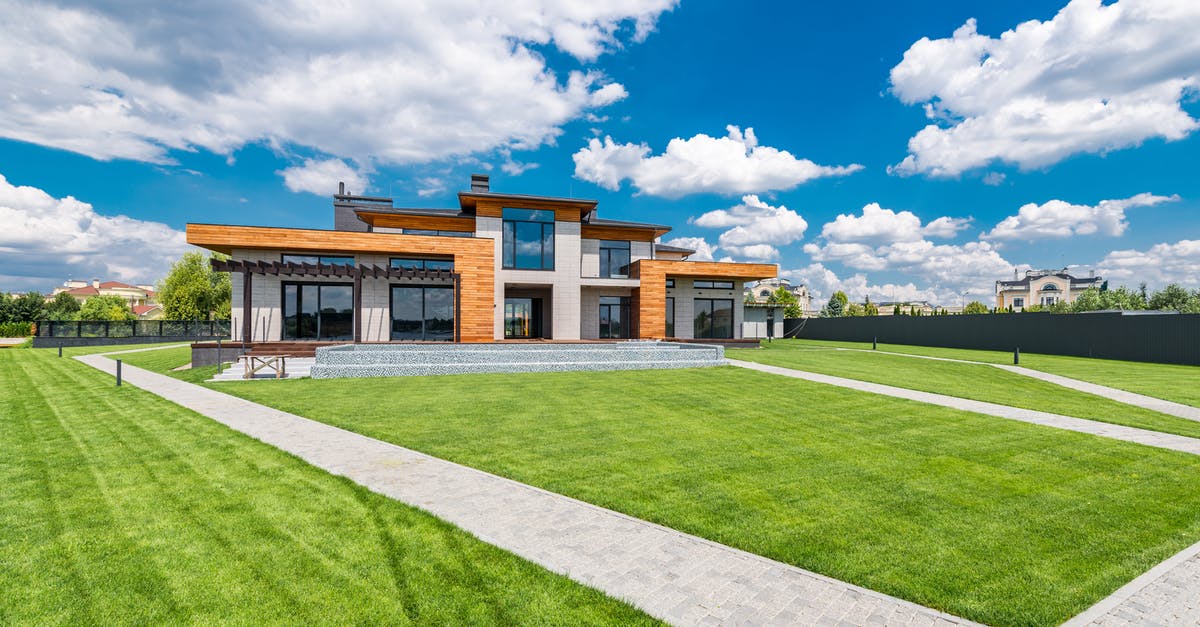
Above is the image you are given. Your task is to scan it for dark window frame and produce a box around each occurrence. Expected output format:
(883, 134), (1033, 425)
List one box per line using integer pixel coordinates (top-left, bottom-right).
(389, 284), (455, 342)
(280, 281), (355, 341)
(693, 298), (734, 339)
(665, 297), (675, 337)
(281, 254), (355, 266)
(402, 229), (473, 238)
(389, 257), (455, 273)
(694, 280), (735, 290)
(666, 279), (675, 288)
(598, 295), (631, 339)
(502, 207), (555, 270)
(599, 240), (632, 278)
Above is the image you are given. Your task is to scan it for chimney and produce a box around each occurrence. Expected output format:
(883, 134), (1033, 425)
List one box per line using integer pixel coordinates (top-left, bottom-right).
(92, 278), (100, 289)
(470, 173), (490, 192)
(1014, 269), (1018, 281)
(338, 181), (345, 195)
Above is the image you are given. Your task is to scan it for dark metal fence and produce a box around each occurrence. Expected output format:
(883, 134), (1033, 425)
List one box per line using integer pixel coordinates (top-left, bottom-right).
(783, 311), (1200, 366)
(36, 319), (231, 339)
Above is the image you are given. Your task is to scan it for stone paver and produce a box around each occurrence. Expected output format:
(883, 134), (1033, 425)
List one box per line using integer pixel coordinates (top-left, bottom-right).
(76, 354), (978, 626)
(1064, 539), (1200, 626)
(729, 359), (1200, 456)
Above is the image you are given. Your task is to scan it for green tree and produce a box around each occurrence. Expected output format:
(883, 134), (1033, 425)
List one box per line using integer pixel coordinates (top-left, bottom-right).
(819, 291), (849, 317)
(767, 286), (803, 318)
(157, 252), (232, 320)
(846, 302), (865, 316)
(0, 293), (10, 323)
(1148, 284), (1192, 311)
(6, 292), (46, 323)
(78, 295), (135, 321)
(962, 300), (988, 315)
(44, 291), (82, 321)
(863, 296), (879, 316)
(892, 303), (902, 316)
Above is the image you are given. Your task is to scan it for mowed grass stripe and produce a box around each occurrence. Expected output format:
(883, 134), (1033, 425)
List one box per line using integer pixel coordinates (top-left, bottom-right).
(130, 347), (1200, 626)
(0, 348), (657, 625)
(728, 341), (1200, 439)
(765, 339), (1200, 408)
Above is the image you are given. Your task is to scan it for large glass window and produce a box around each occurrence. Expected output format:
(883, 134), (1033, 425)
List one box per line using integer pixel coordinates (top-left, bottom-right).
(694, 298), (733, 339)
(390, 258), (454, 272)
(282, 283), (354, 340)
(598, 296), (630, 339)
(599, 240), (631, 278)
(390, 286), (454, 341)
(694, 280), (734, 289)
(665, 297), (675, 337)
(282, 254), (354, 265)
(502, 208), (554, 270)
(402, 229), (472, 238)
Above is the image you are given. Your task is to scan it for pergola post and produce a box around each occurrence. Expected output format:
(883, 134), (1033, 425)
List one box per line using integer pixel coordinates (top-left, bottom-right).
(353, 271), (362, 343)
(242, 271), (252, 344)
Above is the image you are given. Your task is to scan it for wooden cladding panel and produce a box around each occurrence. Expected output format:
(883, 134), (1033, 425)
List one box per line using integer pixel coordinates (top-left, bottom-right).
(472, 198), (587, 222)
(359, 212), (476, 232)
(632, 259), (777, 339)
(580, 225), (660, 242)
(187, 224), (495, 342)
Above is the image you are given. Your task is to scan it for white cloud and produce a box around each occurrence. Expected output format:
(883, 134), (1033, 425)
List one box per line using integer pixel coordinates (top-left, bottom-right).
(723, 244), (780, 261)
(662, 236), (716, 261)
(890, 0), (1200, 176)
(1097, 239), (1200, 288)
(0, 0), (671, 182)
(0, 173), (190, 292)
(820, 202), (970, 244)
(415, 177), (447, 198)
(982, 172), (1006, 186)
(782, 263), (943, 305)
(572, 125), (863, 198)
(983, 192), (1179, 241)
(278, 158), (368, 196)
(686, 195), (809, 262)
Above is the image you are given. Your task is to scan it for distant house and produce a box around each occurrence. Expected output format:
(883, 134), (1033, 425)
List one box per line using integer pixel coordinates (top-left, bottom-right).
(995, 268), (1102, 311)
(52, 279), (162, 319)
(744, 278), (813, 316)
(877, 301), (936, 316)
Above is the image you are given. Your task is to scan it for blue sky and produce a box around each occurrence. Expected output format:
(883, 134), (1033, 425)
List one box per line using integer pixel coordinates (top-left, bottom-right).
(2, 0), (1198, 304)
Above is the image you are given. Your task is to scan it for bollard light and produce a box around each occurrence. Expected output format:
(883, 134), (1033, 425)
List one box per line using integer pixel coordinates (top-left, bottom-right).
(116, 359), (122, 386)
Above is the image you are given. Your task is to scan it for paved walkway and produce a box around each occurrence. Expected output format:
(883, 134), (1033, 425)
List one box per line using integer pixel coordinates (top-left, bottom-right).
(76, 354), (976, 626)
(831, 347), (1200, 423)
(1064, 539), (1200, 626)
(728, 359), (1200, 456)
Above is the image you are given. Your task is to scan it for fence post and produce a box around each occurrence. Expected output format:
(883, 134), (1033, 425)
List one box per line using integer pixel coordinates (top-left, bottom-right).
(217, 338), (223, 374)
(159, 320), (164, 337)
(104, 320), (110, 338)
(76, 320), (81, 338)
(873, 336), (877, 350)
(116, 359), (122, 386)
(58, 345), (62, 358)
(1014, 347), (1020, 365)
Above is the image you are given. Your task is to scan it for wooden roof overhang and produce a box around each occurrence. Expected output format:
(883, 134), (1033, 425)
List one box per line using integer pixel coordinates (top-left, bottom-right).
(354, 210), (476, 232)
(211, 259), (458, 281)
(633, 259), (778, 281)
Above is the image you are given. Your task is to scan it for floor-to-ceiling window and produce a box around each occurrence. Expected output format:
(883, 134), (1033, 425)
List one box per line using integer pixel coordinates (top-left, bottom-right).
(598, 296), (630, 339)
(693, 298), (733, 339)
(665, 297), (675, 337)
(390, 286), (454, 341)
(282, 283), (354, 340)
(502, 208), (554, 270)
(505, 298), (541, 338)
(599, 240), (631, 278)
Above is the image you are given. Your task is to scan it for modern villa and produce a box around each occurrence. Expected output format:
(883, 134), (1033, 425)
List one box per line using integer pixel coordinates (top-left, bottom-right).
(186, 175), (777, 345)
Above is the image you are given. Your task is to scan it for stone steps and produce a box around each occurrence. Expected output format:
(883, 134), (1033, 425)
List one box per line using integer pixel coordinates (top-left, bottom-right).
(310, 341), (725, 378)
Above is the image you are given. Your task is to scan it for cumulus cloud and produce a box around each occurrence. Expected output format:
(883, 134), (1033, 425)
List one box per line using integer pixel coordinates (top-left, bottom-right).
(0, 173), (190, 292)
(890, 0), (1200, 176)
(661, 236), (717, 261)
(782, 263), (943, 305)
(0, 0), (672, 184)
(1097, 239), (1200, 288)
(686, 195), (810, 261)
(278, 158), (369, 196)
(983, 192), (1179, 241)
(820, 202), (970, 244)
(572, 126), (863, 197)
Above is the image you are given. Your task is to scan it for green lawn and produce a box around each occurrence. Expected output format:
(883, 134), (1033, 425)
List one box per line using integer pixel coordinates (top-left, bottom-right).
(125, 346), (1200, 626)
(0, 347), (655, 625)
(726, 341), (1200, 439)
(758, 339), (1200, 408)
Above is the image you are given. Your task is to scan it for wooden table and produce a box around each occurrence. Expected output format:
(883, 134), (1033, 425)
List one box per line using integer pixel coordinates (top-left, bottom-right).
(241, 354), (290, 379)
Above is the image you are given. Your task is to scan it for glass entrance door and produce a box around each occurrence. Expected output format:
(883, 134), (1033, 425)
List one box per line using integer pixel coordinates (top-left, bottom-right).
(598, 296), (630, 339)
(505, 298), (534, 338)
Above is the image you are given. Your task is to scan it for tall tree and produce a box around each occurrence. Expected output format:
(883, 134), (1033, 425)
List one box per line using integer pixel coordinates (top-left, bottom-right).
(819, 291), (848, 317)
(157, 252), (232, 320)
(767, 286), (803, 318)
(44, 291), (82, 321)
(8, 292), (46, 323)
(1148, 284), (1191, 311)
(78, 295), (135, 321)
(863, 296), (879, 316)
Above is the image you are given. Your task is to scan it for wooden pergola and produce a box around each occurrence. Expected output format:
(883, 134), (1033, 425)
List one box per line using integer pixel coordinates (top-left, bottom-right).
(211, 259), (461, 344)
